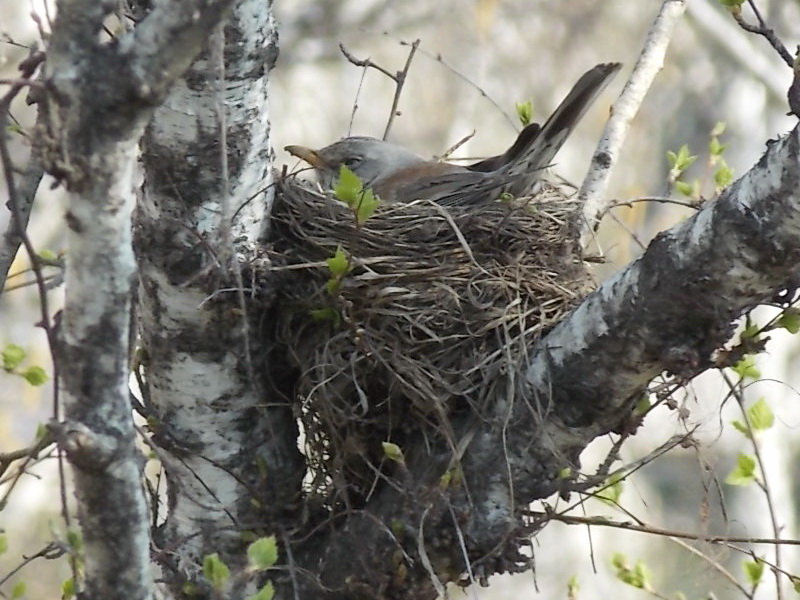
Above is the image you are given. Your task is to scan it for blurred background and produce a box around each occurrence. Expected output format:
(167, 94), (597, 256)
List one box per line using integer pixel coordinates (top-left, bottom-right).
(2, 1), (799, 598)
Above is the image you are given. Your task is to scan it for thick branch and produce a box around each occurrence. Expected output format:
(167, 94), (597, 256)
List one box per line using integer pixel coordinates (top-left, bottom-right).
(43, 2), (240, 599)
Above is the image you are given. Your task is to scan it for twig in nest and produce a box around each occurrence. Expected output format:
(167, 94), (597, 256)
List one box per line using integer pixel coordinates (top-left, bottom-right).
(339, 39), (421, 140)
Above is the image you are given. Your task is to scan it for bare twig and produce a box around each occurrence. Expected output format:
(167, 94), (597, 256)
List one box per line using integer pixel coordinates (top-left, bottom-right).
(0, 48), (46, 294)
(578, 0), (688, 248)
(732, 0), (793, 67)
(382, 39), (419, 139)
(339, 40), (421, 140)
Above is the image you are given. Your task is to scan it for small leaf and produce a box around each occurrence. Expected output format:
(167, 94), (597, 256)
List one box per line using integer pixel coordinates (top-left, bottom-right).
(558, 467), (572, 479)
(515, 100), (534, 126)
(38, 249), (59, 262)
(674, 179), (698, 198)
(790, 575), (800, 592)
(740, 321), (760, 341)
(61, 578), (75, 599)
(633, 395), (651, 416)
(11, 580), (26, 599)
(0, 534), (7, 555)
(246, 581), (275, 600)
(743, 558), (764, 585)
(382, 441), (405, 465)
(711, 121), (727, 137)
(725, 453), (756, 486)
(776, 308), (800, 334)
(326, 246), (350, 278)
(670, 144), (697, 172)
(202, 553), (230, 590)
(718, 0), (745, 7)
(747, 398), (774, 431)
(22, 366), (48, 386)
(714, 162), (734, 190)
(611, 553), (651, 589)
(333, 165), (363, 206)
(731, 419), (748, 436)
(567, 575), (579, 599)
(709, 136), (725, 157)
(354, 189), (381, 225)
(2, 344), (26, 370)
(309, 307), (341, 327)
(731, 355), (760, 380)
(247, 536), (278, 571)
(66, 529), (83, 552)
(596, 473), (623, 505)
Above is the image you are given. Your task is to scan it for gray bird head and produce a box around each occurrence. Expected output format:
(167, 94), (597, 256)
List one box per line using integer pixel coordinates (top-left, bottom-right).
(285, 136), (427, 190)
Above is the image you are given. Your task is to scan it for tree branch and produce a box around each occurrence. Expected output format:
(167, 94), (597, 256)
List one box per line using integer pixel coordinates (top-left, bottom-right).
(579, 0), (687, 245)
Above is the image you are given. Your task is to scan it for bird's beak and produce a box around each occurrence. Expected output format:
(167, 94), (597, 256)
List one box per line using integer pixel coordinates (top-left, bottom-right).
(285, 145), (327, 168)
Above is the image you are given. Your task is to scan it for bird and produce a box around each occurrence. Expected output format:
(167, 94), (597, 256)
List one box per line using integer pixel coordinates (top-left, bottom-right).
(285, 62), (621, 207)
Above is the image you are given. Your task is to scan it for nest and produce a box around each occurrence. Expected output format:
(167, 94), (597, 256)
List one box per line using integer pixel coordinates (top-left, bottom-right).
(263, 176), (595, 505)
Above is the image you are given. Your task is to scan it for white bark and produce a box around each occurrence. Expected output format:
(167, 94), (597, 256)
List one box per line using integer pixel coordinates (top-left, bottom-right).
(42, 1), (238, 598)
(134, 1), (300, 596)
(579, 0), (687, 244)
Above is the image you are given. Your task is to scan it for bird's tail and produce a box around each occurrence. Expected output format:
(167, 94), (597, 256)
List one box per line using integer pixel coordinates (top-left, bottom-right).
(502, 62), (621, 196)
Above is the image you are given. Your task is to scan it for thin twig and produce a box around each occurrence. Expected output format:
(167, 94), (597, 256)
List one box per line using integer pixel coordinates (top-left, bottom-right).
(721, 371), (785, 600)
(382, 39), (419, 140)
(578, 0), (688, 248)
(731, 0), (793, 67)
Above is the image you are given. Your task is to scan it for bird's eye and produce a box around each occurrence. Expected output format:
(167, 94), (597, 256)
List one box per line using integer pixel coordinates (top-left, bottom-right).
(343, 156), (362, 168)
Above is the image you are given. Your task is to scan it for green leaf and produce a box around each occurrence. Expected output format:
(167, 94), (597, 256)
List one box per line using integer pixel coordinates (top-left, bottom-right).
(246, 581), (275, 600)
(790, 575), (800, 593)
(202, 553), (230, 590)
(711, 121), (727, 137)
(354, 189), (381, 225)
(633, 395), (651, 416)
(326, 246), (350, 278)
(2, 344), (26, 370)
(718, 0), (745, 7)
(709, 136), (726, 157)
(776, 308), (800, 334)
(310, 307), (341, 327)
(596, 472), (623, 505)
(61, 578), (75, 599)
(611, 553), (651, 589)
(714, 162), (734, 189)
(740, 321), (760, 341)
(674, 179), (699, 198)
(38, 249), (59, 262)
(667, 144), (697, 173)
(731, 419), (748, 436)
(0, 534), (7, 555)
(247, 536), (278, 571)
(731, 355), (760, 380)
(725, 453), (756, 486)
(566, 575), (579, 597)
(747, 398), (774, 431)
(515, 100), (534, 126)
(11, 580), (26, 599)
(22, 366), (48, 386)
(333, 165), (363, 206)
(558, 467), (572, 479)
(382, 441), (405, 465)
(743, 558), (764, 585)
(66, 529), (83, 552)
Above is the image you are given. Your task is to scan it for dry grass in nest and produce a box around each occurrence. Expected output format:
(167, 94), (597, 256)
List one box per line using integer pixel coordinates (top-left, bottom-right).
(263, 176), (595, 505)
